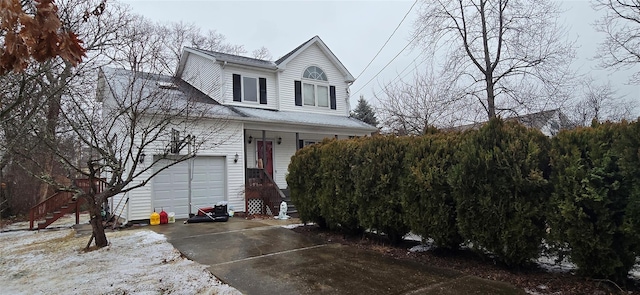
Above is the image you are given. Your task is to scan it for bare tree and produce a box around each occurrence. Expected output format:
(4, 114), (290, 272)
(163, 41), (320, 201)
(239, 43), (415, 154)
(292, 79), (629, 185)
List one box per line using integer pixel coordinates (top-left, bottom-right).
(376, 69), (479, 134)
(571, 77), (637, 126)
(19, 67), (229, 247)
(593, 0), (640, 83)
(251, 46), (272, 60)
(413, 0), (577, 120)
(151, 22), (253, 75)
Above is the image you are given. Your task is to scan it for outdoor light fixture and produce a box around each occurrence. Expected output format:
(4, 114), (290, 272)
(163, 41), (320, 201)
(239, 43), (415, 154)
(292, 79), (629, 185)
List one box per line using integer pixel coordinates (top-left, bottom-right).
(139, 153), (146, 164)
(248, 135), (253, 144)
(277, 137), (282, 145)
(234, 153), (239, 163)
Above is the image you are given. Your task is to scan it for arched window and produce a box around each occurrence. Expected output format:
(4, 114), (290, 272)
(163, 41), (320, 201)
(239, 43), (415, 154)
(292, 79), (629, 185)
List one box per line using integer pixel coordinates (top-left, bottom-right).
(295, 66), (336, 110)
(303, 66), (327, 81)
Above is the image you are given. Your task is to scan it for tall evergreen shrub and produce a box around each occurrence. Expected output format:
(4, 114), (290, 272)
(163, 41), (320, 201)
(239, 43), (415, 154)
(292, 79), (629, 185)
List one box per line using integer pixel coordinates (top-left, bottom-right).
(353, 136), (410, 244)
(402, 132), (462, 249)
(316, 139), (362, 234)
(449, 119), (551, 266)
(548, 121), (640, 283)
(286, 143), (325, 227)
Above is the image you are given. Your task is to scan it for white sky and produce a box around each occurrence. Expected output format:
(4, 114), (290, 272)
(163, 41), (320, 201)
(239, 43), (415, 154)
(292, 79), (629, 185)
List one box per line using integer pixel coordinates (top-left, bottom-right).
(121, 0), (639, 113)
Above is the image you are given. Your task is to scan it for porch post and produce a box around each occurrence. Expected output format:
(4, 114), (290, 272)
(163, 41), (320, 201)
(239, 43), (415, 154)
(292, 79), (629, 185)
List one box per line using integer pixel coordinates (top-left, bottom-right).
(243, 129), (248, 182)
(261, 130), (266, 168)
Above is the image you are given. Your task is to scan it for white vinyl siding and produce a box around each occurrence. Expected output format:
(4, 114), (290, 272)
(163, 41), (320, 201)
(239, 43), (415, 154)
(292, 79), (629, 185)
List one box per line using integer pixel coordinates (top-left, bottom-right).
(181, 53), (221, 100)
(221, 65), (277, 109)
(279, 43), (349, 115)
(122, 120), (246, 221)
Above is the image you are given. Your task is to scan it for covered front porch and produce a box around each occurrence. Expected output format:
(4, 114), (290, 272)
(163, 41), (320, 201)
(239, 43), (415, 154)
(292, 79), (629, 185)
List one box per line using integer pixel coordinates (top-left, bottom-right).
(241, 127), (364, 217)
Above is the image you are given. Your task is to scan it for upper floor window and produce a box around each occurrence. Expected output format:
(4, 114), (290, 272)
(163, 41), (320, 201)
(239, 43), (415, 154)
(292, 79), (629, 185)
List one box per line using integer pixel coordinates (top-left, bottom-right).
(303, 66), (327, 81)
(243, 77), (258, 102)
(294, 66), (337, 110)
(233, 74), (267, 104)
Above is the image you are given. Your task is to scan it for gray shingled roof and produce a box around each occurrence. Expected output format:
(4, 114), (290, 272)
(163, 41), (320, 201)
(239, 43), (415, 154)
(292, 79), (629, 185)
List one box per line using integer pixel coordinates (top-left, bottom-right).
(186, 47), (277, 70)
(448, 109), (574, 136)
(101, 68), (377, 132)
(230, 106), (378, 131)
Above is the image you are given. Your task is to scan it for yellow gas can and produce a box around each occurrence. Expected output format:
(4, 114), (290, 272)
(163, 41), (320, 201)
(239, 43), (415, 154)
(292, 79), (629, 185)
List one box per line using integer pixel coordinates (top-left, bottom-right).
(150, 209), (160, 225)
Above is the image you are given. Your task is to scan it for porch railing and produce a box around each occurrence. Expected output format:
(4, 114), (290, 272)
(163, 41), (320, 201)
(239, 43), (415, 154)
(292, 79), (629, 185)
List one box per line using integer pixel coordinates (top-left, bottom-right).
(245, 168), (285, 216)
(29, 178), (106, 230)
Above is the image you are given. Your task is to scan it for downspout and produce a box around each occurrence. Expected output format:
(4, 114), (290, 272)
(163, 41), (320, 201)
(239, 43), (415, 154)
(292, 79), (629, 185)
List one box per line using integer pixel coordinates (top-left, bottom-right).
(187, 135), (193, 216)
(346, 81), (354, 117)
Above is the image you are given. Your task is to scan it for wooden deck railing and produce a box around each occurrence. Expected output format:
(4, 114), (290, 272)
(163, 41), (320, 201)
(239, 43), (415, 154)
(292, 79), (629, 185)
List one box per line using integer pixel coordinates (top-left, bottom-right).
(29, 178), (106, 230)
(245, 168), (285, 216)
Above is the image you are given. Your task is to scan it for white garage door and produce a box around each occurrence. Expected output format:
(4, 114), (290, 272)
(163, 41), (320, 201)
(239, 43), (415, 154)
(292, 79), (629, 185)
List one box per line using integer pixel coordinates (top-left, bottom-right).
(152, 156), (226, 218)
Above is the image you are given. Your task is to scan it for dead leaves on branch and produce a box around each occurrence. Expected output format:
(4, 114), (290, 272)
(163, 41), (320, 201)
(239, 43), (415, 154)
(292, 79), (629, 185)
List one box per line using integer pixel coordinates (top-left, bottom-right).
(0, 0), (94, 74)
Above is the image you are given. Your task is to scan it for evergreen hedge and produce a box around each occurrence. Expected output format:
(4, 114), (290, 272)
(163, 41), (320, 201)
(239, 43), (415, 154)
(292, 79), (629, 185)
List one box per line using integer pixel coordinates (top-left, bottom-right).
(316, 139), (362, 234)
(286, 142), (326, 227)
(449, 119), (551, 266)
(548, 121), (640, 282)
(402, 132), (462, 249)
(286, 118), (640, 281)
(353, 136), (410, 244)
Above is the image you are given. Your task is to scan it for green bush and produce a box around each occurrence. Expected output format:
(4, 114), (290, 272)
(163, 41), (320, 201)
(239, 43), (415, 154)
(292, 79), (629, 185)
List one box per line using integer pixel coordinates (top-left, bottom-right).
(316, 139), (363, 234)
(353, 136), (410, 244)
(449, 119), (551, 266)
(548, 121), (640, 283)
(286, 143), (326, 227)
(402, 132), (462, 249)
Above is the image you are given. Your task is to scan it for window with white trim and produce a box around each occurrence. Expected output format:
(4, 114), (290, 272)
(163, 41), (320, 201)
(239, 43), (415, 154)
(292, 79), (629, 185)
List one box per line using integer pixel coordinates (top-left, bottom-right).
(243, 76), (258, 102)
(302, 66), (329, 107)
(233, 74), (268, 104)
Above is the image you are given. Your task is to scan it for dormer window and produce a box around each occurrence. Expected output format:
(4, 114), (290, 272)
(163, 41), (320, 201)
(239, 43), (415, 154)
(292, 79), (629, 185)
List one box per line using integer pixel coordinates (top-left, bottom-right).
(233, 74), (267, 104)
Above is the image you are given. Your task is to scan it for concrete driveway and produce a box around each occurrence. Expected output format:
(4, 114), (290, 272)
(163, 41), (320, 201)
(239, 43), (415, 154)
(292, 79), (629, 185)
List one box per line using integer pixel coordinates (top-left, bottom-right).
(150, 218), (524, 295)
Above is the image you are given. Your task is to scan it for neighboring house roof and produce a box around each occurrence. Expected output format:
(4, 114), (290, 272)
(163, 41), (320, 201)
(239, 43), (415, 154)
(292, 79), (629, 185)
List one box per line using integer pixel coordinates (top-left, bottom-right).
(178, 36), (355, 82)
(449, 109), (574, 136)
(100, 67), (376, 132)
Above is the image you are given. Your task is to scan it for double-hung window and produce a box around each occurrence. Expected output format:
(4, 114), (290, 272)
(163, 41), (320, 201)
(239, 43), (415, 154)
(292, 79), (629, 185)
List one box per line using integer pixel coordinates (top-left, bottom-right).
(233, 74), (267, 104)
(295, 66), (337, 110)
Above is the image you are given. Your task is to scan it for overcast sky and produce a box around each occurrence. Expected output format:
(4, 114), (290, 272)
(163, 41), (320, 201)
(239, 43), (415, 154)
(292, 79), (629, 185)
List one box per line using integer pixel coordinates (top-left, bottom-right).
(122, 0), (639, 113)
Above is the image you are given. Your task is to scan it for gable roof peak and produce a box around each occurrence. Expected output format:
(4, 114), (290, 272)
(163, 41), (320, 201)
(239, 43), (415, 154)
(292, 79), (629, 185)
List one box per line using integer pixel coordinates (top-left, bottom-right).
(275, 35), (354, 82)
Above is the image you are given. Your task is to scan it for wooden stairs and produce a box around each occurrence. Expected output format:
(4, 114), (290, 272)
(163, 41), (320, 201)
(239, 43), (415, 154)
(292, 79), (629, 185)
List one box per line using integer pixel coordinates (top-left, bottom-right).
(29, 179), (104, 230)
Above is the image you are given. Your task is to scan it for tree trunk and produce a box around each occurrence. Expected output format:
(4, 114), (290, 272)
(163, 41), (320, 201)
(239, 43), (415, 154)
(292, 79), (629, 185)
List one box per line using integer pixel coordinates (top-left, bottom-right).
(486, 78), (496, 119)
(38, 63), (72, 203)
(87, 196), (108, 248)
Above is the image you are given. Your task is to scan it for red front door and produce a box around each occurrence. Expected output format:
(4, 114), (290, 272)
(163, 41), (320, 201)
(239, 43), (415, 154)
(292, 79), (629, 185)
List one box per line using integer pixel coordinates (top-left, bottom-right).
(257, 141), (274, 178)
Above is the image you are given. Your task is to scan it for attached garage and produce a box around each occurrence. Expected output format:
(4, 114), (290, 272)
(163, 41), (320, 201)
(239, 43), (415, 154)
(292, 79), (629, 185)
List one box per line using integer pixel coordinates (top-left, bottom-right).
(152, 156), (226, 218)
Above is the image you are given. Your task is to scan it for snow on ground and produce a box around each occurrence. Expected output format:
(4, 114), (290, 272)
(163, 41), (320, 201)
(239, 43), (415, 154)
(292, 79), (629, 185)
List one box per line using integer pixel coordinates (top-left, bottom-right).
(0, 227), (241, 295)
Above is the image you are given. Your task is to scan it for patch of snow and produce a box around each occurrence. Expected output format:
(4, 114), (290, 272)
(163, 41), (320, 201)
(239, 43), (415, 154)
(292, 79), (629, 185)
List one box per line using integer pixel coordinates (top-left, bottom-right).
(0, 228), (241, 295)
(630, 260), (640, 280)
(409, 244), (433, 253)
(281, 223), (306, 229)
(536, 254), (576, 274)
(403, 233), (423, 242)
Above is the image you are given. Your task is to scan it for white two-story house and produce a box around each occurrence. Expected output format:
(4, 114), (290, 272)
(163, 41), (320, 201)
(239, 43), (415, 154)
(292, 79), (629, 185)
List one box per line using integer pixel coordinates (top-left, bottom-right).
(99, 36), (377, 221)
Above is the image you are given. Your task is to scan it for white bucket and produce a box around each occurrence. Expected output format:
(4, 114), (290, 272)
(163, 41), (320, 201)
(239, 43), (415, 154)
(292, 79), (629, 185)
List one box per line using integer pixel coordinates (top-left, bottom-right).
(168, 212), (175, 223)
